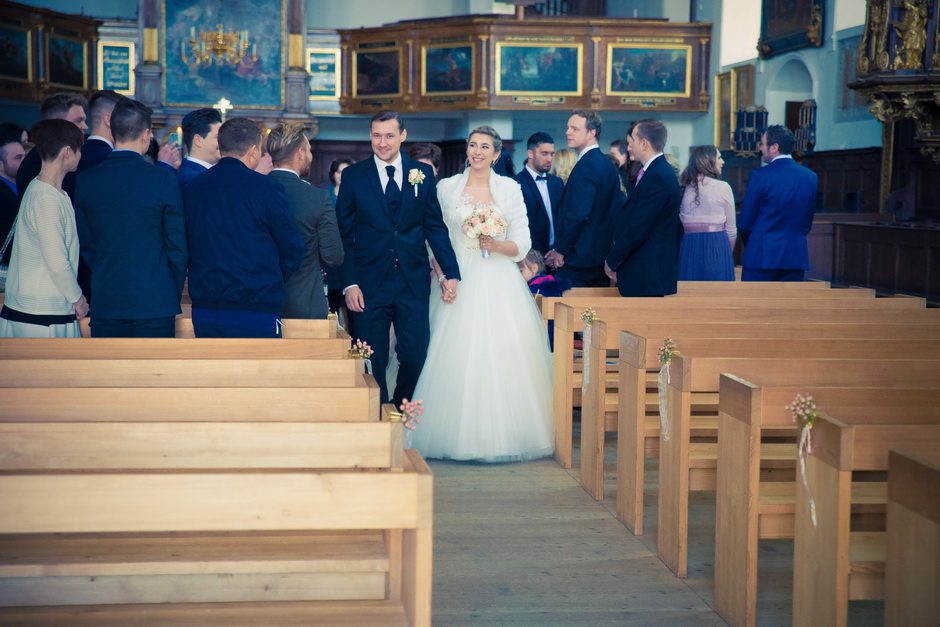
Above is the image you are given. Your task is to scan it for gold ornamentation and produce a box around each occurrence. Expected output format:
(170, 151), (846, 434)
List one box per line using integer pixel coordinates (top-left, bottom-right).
(876, 0), (891, 71)
(867, 94), (903, 123)
(182, 23), (258, 69)
(892, 0), (928, 70)
(806, 5), (823, 47)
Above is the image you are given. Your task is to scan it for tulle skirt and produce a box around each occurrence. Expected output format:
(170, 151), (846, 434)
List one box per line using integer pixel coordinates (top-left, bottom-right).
(678, 231), (735, 281)
(408, 247), (554, 463)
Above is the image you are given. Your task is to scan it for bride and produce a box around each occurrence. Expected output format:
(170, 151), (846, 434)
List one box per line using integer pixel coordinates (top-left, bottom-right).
(409, 126), (554, 463)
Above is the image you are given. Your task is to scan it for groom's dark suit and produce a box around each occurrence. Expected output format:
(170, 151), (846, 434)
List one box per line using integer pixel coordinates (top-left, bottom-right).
(336, 155), (460, 405)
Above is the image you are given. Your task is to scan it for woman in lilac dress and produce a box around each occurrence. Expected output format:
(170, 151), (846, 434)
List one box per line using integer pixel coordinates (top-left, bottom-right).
(677, 145), (736, 281)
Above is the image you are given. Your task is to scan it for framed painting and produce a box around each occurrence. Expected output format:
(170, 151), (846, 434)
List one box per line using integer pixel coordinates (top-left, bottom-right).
(353, 45), (401, 97)
(758, 0), (824, 59)
(607, 44), (691, 98)
(732, 64), (754, 109)
(0, 25), (31, 83)
(162, 0), (285, 109)
(98, 41), (135, 95)
(495, 42), (582, 96)
(422, 44), (473, 96)
(307, 48), (339, 100)
(715, 71), (732, 151)
(47, 34), (87, 90)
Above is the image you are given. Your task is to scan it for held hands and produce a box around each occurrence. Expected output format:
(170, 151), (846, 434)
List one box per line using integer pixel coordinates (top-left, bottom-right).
(440, 277), (458, 304)
(73, 295), (89, 319)
(545, 250), (565, 268)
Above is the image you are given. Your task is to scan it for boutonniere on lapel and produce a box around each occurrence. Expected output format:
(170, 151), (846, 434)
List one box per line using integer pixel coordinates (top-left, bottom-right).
(408, 168), (425, 197)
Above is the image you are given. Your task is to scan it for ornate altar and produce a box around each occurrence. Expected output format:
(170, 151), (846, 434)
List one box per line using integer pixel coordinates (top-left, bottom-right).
(338, 15), (711, 114)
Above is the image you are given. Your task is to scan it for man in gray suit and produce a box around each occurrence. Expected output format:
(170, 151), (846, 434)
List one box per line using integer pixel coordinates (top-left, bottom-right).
(267, 122), (343, 318)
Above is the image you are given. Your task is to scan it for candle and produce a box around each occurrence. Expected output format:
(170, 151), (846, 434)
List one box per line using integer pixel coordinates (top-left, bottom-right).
(190, 26), (195, 40)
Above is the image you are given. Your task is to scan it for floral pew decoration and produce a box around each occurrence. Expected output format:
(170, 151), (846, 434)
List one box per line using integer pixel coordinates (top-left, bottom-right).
(786, 393), (822, 526)
(658, 337), (679, 441)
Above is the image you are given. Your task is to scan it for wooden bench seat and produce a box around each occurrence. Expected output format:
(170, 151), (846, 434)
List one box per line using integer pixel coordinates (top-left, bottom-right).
(793, 416), (940, 627)
(74, 316), (345, 339)
(885, 449), (940, 625)
(713, 381), (940, 627)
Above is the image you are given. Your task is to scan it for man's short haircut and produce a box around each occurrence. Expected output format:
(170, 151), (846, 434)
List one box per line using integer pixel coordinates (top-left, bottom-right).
(570, 109), (602, 141)
(39, 92), (88, 121)
(764, 124), (796, 155)
(181, 107), (223, 152)
(371, 110), (404, 132)
(267, 121), (308, 166)
(408, 143), (442, 171)
(87, 90), (122, 129)
(218, 117), (261, 157)
(109, 97), (153, 143)
(610, 138), (627, 152)
(0, 122), (26, 160)
(633, 118), (668, 152)
(527, 132), (554, 150)
(29, 119), (84, 161)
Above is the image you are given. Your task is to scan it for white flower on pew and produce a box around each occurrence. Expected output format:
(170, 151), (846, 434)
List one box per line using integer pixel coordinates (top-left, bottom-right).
(579, 307), (596, 325)
(786, 393), (823, 527)
(350, 338), (373, 360)
(657, 337), (680, 441)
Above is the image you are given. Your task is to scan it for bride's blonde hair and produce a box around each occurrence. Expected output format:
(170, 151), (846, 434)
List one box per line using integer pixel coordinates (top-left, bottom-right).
(468, 125), (503, 156)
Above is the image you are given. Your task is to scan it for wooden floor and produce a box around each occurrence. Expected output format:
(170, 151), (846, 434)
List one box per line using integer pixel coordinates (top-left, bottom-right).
(429, 427), (885, 626)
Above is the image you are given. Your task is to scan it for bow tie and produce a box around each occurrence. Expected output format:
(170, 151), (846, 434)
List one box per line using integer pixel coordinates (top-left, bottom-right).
(535, 174), (547, 181)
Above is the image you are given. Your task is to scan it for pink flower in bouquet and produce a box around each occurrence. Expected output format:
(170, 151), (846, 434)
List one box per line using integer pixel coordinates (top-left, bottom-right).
(399, 398), (425, 430)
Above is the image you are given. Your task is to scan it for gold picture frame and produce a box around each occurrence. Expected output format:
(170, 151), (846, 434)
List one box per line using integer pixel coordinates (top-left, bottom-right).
(352, 44), (402, 98)
(494, 41), (583, 96)
(421, 43), (473, 96)
(714, 71), (732, 151)
(97, 41), (135, 96)
(0, 25), (32, 83)
(732, 64), (755, 109)
(307, 47), (340, 100)
(46, 33), (88, 90)
(607, 43), (692, 98)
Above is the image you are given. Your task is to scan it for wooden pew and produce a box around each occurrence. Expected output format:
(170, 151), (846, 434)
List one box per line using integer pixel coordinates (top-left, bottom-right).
(713, 379), (940, 626)
(0, 412), (432, 625)
(885, 449), (940, 626)
(792, 416), (940, 627)
(552, 302), (940, 468)
(76, 316), (346, 339)
(657, 355), (940, 579)
(578, 331), (940, 499)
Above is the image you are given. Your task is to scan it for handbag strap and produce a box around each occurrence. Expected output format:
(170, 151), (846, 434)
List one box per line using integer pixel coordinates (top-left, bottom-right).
(0, 221), (15, 260)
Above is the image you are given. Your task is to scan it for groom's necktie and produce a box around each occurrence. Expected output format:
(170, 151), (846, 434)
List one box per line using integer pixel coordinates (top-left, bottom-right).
(385, 165), (401, 211)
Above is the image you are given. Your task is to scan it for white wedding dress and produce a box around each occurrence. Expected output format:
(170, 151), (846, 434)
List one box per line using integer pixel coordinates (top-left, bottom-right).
(409, 171), (554, 463)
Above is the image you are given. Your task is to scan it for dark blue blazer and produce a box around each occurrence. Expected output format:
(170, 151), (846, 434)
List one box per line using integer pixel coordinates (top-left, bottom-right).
(739, 157), (817, 271)
(177, 158), (208, 188)
(335, 155), (459, 300)
(553, 147), (625, 269)
(74, 151), (188, 319)
(606, 154), (682, 297)
(514, 168), (563, 254)
(183, 157), (304, 314)
(75, 138), (112, 176)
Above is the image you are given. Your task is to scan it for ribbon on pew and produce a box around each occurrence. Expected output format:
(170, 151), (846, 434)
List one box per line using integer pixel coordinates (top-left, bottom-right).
(798, 424), (817, 527)
(658, 366), (670, 442)
(582, 323), (591, 393)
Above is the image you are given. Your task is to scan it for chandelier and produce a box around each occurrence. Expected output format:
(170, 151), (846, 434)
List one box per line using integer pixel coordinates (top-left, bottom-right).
(182, 24), (258, 69)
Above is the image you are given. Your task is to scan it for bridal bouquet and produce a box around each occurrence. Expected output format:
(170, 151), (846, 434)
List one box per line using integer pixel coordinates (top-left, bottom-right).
(461, 204), (507, 258)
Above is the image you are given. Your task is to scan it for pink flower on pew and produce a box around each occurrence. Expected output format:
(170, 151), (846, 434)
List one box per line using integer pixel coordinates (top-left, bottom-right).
(785, 393), (819, 430)
(580, 307), (596, 325)
(658, 337), (679, 365)
(351, 338), (373, 360)
(399, 398), (424, 430)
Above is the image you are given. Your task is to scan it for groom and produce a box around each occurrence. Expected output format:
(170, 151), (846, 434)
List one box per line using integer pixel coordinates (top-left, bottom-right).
(336, 110), (461, 406)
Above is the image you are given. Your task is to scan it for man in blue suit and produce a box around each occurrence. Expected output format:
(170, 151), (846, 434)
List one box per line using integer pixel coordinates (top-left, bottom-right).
(336, 110), (460, 406)
(514, 132), (563, 255)
(177, 108), (222, 188)
(605, 119), (682, 296)
(739, 125), (818, 281)
(73, 90), (122, 181)
(547, 110), (625, 287)
(74, 98), (188, 337)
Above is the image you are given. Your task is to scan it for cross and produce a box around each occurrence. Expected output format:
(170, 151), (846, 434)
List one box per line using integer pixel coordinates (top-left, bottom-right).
(213, 97), (233, 121)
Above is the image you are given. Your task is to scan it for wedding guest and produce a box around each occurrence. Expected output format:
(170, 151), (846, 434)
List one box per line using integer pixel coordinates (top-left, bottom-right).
(408, 143), (442, 178)
(678, 145), (736, 281)
(324, 156), (355, 331)
(410, 125), (553, 463)
(519, 248), (570, 351)
(0, 119), (88, 338)
(16, 92), (87, 200)
(0, 124), (25, 265)
(178, 107), (222, 187)
(609, 138), (628, 167)
(550, 148), (576, 183)
(514, 132), (563, 255)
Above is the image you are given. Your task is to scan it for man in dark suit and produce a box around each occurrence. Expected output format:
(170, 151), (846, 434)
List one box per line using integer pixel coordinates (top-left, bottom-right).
(267, 121), (344, 319)
(0, 127), (25, 265)
(17, 92), (87, 201)
(177, 107), (222, 188)
(73, 90), (122, 182)
(739, 124), (818, 281)
(605, 118), (682, 297)
(336, 110), (460, 406)
(74, 98), (188, 337)
(514, 131), (563, 255)
(547, 110), (625, 287)
(183, 117), (304, 338)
